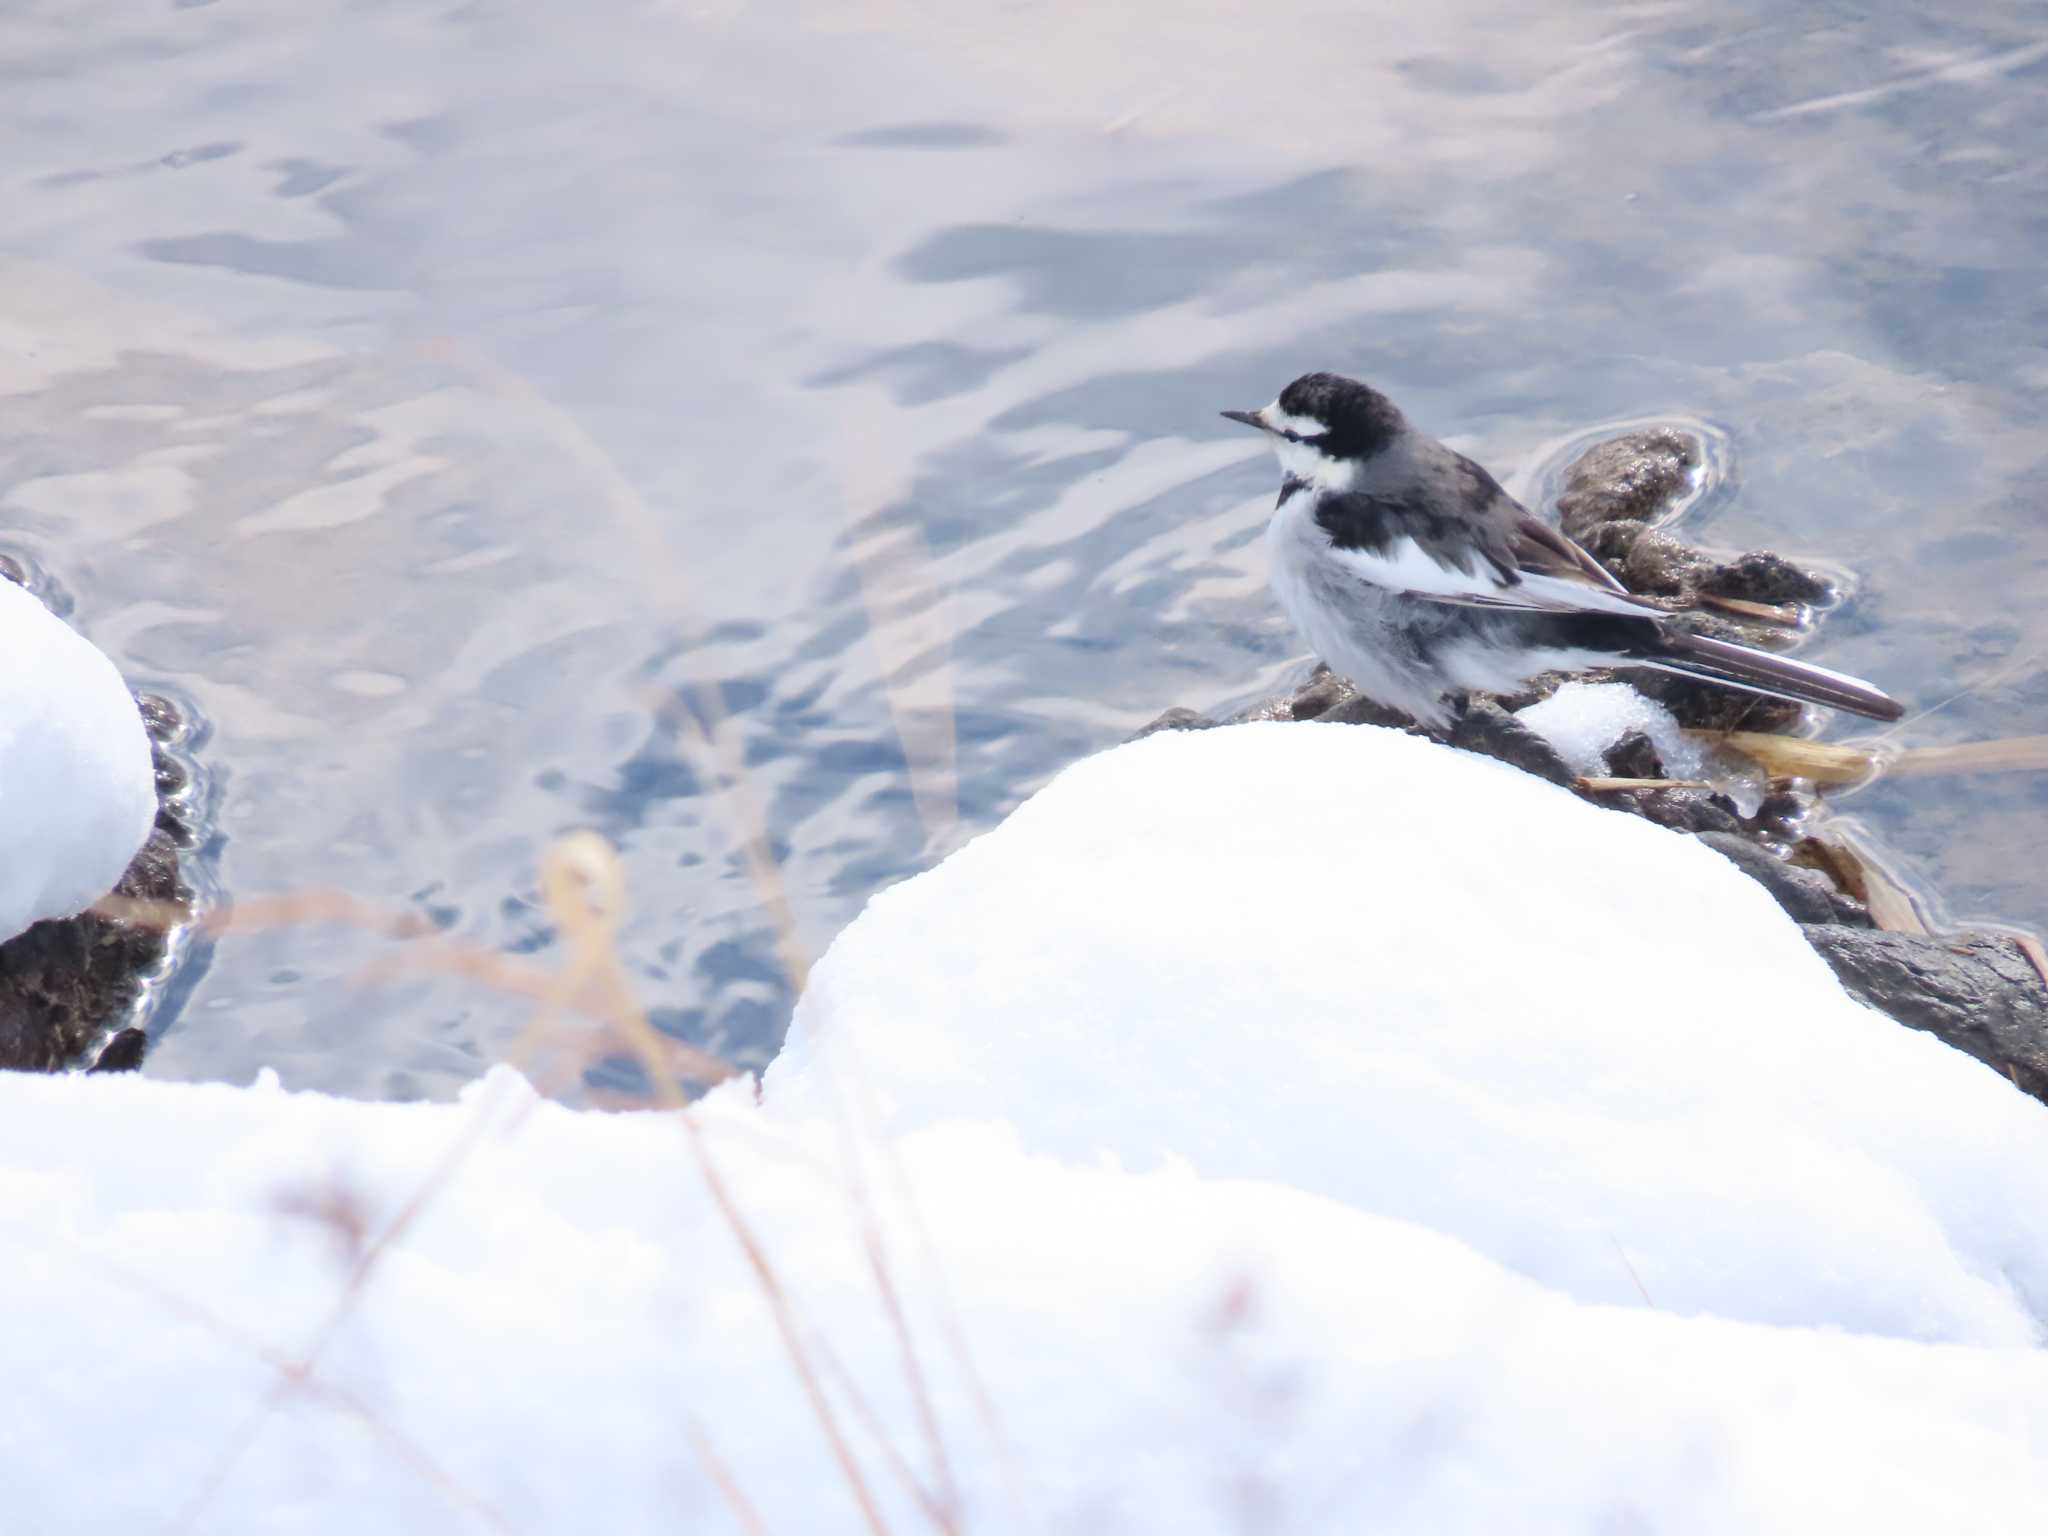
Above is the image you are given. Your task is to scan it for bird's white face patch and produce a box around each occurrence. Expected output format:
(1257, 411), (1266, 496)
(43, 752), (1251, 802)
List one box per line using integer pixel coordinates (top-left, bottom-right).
(1255, 401), (1331, 439)
(1255, 400), (1358, 490)
(1272, 435), (1357, 490)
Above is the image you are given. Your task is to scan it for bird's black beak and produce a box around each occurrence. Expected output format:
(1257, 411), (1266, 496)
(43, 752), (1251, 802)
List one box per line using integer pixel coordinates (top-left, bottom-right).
(1220, 408), (1268, 431)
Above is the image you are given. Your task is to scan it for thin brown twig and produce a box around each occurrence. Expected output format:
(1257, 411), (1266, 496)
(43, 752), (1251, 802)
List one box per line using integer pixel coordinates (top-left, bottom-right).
(2011, 933), (2048, 998)
(1608, 1236), (1656, 1309)
(407, 346), (983, 1527)
(1879, 643), (2043, 740)
(1695, 593), (1804, 626)
(541, 836), (898, 1536)
(1574, 776), (1713, 792)
(95, 883), (738, 1088)
(813, 1335), (960, 1531)
(0, 1218), (518, 1534)
(173, 1069), (526, 1531)
(685, 1416), (776, 1536)
(811, 1023), (1026, 1523)
(636, 677), (968, 1532)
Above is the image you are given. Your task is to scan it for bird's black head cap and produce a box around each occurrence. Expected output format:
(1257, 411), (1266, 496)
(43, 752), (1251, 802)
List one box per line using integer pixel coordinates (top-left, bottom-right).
(1277, 372), (1405, 462)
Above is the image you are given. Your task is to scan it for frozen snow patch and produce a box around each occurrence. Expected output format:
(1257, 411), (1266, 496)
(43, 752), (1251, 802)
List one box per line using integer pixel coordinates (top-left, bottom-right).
(0, 578), (155, 939)
(1516, 679), (1705, 778)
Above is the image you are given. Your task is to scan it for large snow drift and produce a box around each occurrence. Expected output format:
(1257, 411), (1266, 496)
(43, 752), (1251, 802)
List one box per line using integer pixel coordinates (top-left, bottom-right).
(5, 723), (2048, 1532)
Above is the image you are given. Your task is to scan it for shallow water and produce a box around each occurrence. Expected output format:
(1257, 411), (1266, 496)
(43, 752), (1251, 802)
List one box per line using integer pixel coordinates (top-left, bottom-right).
(1, 1), (2043, 1097)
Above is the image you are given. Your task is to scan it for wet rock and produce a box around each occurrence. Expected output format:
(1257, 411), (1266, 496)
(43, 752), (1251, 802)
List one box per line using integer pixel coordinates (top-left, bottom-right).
(1578, 520), (1644, 567)
(1603, 730), (1663, 780)
(1803, 928), (2048, 1105)
(0, 683), (198, 1073)
(1447, 700), (1575, 788)
(0, 845), (173, 1072)
(153, 744), (188, 799)
(1555, 428), (1701, 540)
(1700, 552), (1831, 608)
(1282, 668), (1353, 722)
(136, 692), (183, 744)
(1131, 706), (1215, 739)
(1750, 791), (1811, 843)
(87, 1028), (148, 1074)
(1313, 692), (1417, 729)
(1628, 671), (1806, 734)
(1695, 832), (1852, 926)
(1623, 787), (1745, 837)
(1620, 529), (1712, 597)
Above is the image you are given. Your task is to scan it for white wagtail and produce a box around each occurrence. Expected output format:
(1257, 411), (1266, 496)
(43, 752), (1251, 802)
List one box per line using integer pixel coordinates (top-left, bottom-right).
(1222, 371), (1904, 729)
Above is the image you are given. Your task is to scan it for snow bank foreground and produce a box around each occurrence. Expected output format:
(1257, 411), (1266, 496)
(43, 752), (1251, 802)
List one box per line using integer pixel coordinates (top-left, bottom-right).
(7, 723), (2048, 1533)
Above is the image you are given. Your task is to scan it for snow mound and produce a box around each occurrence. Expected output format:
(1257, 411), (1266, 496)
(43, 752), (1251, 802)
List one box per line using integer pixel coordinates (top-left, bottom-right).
(1516, 678), (1704, 778)
(0, 578), (155, 937)
(771, 722), (2048, 1345)
(6, 722), (2048, 1530)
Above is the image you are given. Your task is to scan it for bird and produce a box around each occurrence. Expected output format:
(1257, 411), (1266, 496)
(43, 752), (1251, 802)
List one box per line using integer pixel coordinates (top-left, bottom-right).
(1221, 372), (1904, 730)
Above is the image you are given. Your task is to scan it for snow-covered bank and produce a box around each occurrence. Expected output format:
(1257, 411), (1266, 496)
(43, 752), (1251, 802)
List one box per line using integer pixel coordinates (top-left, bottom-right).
(6, 723), (2048, 1531)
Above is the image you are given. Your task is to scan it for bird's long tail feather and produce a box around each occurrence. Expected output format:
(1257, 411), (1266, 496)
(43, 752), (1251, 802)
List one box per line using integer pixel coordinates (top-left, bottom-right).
(1638, 630), (1904, 722)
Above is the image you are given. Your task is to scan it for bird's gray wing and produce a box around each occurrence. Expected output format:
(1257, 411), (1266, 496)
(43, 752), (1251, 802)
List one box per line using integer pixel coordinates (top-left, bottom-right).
(1314, 449), (1665, 619)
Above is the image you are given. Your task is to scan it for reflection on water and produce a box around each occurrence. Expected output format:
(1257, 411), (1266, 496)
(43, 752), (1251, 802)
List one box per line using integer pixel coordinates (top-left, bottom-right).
(0, 1), (2043, 1096)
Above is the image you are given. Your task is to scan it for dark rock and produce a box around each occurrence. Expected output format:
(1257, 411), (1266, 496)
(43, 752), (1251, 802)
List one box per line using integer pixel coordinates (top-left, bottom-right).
(118, 825), (184, 905)
(1628, 671), (1806, 734)
(1629, 787), (1744, 836)
(1315, 692), (1417, 729)
(1131, 706), (1214, 740)
(1579, 520), (1644, 567)
(1825, 891), (1875, 928)
(136, 693), (183, 743)
(1700, 551), (1832, 608)
(0, 693), (197, 1073)
(1750, 791), (1811, 842)
(1803, 928), (2048, 1104)
(1604, 730), (1663, 781)
(87, 1028), (147, 1074)
(1447, 701), (1576, 788)
(1620, 530), (1712, 597)
(1555, 428), (1702, 540)
(152, 744), (189, 799)
(1695, 832), (1842, 925)
(1284, 669), (1353, 721)
(0, 911), (166, 1072)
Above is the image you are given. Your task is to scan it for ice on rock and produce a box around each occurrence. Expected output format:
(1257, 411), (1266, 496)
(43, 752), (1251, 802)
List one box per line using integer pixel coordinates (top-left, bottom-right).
(1515, 679), (1705, 779)
(0, 578), (156, 939)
